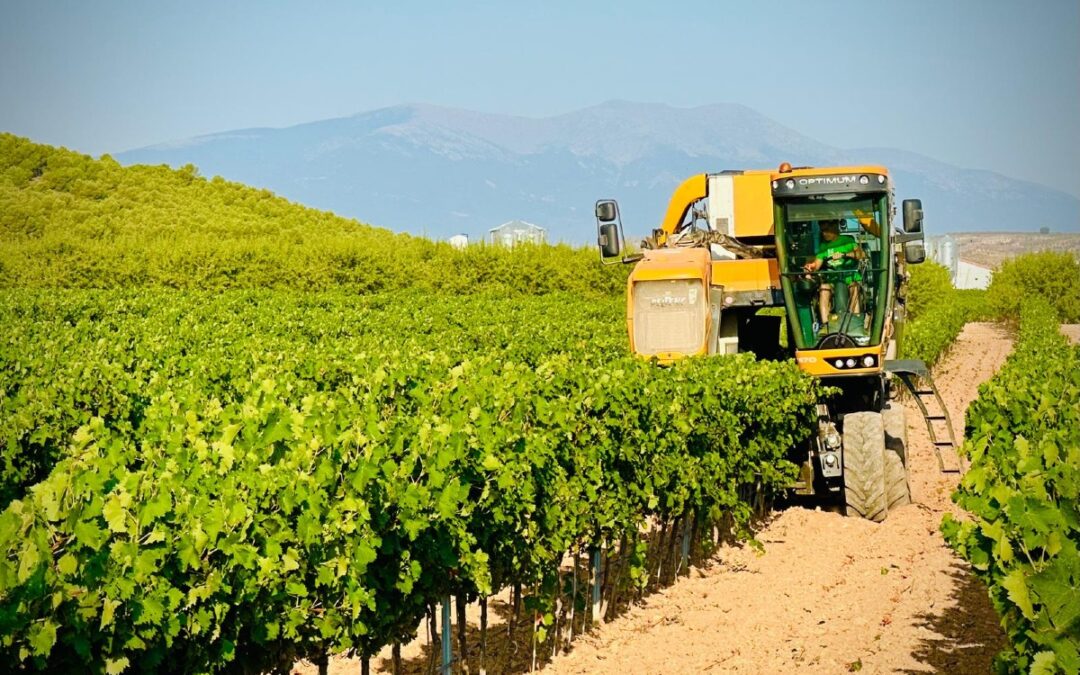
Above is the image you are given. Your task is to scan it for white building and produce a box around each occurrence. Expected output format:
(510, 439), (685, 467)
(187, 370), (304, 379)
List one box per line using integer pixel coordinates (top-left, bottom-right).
(448, 234), (469, 250)
(488, 220), (547, 247)
(954, 259), (993, 290)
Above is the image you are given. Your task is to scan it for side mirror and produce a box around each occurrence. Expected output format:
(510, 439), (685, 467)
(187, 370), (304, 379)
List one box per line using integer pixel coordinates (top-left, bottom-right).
(595, 199), (625, 263)
(596, 201), (618, 223)
(598, 222), (621, 258)
(904, 240), (926, 265)
(902, 199), (923, 234)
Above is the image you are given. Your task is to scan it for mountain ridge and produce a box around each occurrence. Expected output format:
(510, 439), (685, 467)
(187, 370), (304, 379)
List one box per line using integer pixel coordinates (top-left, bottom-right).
(118, 102), (1079, 241)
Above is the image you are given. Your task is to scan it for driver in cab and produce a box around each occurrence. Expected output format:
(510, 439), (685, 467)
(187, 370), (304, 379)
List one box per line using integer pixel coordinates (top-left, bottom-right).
(802, 219), (864, 325)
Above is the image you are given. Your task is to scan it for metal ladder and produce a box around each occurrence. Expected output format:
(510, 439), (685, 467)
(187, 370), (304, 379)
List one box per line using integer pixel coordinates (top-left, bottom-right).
(885, 360), (962, 473)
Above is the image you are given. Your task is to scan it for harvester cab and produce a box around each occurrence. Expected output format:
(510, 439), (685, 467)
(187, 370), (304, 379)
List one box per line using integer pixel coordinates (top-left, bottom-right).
(595, 164), (956, 522)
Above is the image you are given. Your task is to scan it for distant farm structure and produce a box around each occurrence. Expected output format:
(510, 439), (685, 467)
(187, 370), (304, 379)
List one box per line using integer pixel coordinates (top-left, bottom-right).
(489, 220), (546, 247)
(926, 235), (992, 289)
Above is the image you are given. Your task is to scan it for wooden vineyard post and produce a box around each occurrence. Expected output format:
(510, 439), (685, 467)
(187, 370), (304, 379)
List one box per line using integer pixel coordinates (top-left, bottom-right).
(456, 594), (469, 675)
(679, 517), (691, 576)
(479, 596), (488, 675)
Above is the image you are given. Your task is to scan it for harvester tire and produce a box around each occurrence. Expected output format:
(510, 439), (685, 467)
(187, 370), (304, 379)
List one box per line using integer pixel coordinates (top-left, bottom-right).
(882, 403), (911, 510)
(842, 411), (888, 522)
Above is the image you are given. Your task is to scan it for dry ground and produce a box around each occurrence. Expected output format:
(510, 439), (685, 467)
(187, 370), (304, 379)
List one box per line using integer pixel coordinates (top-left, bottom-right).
(939, 232), (1080, 269)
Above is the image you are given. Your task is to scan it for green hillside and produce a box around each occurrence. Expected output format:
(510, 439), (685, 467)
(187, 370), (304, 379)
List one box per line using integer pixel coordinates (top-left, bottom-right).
(0, 134), (625, 294)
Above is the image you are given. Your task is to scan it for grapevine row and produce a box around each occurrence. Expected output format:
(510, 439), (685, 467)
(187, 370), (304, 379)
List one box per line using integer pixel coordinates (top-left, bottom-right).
(0, 289), (819, 674)
(0, 288), (625, 506)
(943, 298), (1080, 674)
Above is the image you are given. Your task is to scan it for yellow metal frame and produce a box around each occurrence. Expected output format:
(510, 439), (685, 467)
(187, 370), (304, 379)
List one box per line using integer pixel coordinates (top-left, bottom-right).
(656, 174), (707, 246)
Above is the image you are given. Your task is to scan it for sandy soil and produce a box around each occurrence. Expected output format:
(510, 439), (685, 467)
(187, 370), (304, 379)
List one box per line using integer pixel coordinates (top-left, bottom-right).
(1061, 324), (1080, 345)
(295, 323), (1015, 675)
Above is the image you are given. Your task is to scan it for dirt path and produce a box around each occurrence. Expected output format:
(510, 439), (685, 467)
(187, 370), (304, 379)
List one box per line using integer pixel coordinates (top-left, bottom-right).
(1062, 324), (1080, 345)
(544, 322), (1013, 675)
(294, 323), (1014, 675)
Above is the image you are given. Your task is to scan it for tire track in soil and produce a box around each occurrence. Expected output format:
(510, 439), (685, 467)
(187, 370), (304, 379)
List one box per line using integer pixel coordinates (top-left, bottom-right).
(294, 323), (1014, 675)
(543, 323), (1012, 675)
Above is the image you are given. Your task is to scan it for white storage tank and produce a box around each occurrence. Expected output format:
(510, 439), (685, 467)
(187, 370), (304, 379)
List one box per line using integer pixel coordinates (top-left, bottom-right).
(939, 235), (958, 281)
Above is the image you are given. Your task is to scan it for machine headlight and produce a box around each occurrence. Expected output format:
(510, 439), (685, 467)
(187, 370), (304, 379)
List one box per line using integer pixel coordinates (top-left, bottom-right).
(845, 358), (856, 368)
(877, 175), (886, 184)
(859, 175), (870, 185)
(835, 359), (845, 369)
(772, 180), (778, 189)
(862, 355), (876, 367)
(785, 179), (795, 189)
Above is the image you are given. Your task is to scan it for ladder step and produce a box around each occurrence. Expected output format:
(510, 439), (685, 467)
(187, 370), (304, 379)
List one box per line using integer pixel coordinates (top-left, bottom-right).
(914, 390), (936, 395)
(926, 415), (947, 420)
(933, 441), (954, 446)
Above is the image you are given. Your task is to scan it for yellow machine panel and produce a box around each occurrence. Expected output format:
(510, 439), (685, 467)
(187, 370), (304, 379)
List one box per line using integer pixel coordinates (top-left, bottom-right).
(770, 164), (889, 181)
(627, 248), (712, 360)
(731, 173), (775, 237)
(794, 344), (887, 377)
(706, 173), (774, 239)
(710, 258), (779, 292)
(657, 171), (775, 244)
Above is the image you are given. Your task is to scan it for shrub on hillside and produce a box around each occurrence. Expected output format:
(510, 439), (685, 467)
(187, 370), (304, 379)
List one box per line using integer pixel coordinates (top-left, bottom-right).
(0, 134), (628, 296)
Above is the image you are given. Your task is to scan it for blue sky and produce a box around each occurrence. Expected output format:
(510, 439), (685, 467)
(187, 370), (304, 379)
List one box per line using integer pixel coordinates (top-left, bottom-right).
(2, 0), (1078, 197)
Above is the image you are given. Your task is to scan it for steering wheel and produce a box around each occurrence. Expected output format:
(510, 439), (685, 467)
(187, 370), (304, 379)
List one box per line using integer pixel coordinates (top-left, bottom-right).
(816, 332), (857, 350)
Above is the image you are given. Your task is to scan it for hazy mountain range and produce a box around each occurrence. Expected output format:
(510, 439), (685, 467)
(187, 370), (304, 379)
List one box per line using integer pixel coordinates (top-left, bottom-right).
(118, 101), (1079, 242)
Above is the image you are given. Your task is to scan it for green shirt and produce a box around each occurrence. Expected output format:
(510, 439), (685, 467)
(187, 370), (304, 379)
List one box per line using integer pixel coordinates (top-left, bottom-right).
(816, 234), (861, 282)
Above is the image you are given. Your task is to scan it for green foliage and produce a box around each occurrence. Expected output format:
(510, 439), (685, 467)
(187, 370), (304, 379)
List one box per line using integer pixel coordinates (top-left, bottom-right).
(905, 261), (954, 321)
(0, 288), (820, 674)
(901, 265), (989, 366)
(943, 298), (1080, 674)
(0, 134), (627, 295)
(0, 290), (628, 507)
(987, 252), (1080, 323)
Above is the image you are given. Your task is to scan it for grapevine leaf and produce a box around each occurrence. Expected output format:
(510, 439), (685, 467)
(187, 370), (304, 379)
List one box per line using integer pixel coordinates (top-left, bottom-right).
(103, 496), (127, 533)
(101, 598), (120, 629)
(28, 619), (57, 656)
(57, 554), (78, 576)
(1000, 568), (1036, 622)
(1029, 651), (1058, 675)
(74, 519), (108, 551)
(1029, 555), (1080, 631)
